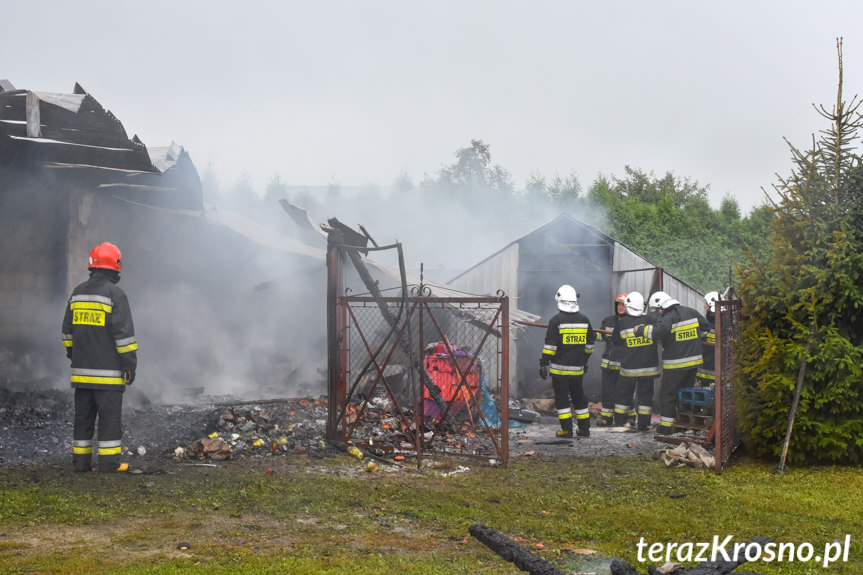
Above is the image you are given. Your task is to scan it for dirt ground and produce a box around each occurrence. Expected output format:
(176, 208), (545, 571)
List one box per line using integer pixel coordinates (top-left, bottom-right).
(510, 414), (687, 458)
(0, 387), (700, 472)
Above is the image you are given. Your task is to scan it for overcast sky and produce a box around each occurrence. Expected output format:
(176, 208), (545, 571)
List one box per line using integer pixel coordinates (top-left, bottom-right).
(4, 1), (862, 213)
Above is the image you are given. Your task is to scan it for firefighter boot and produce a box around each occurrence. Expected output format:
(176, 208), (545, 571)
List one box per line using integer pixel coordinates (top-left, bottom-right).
(556, 418), (573, 439)
(656, 418), (675, 436)
(596, 411), (614, 427)
(98, 454), (129, 473)
(73, 454), (92, 473)
(576, 418), (590, 439)
(637, 412), (651, 432)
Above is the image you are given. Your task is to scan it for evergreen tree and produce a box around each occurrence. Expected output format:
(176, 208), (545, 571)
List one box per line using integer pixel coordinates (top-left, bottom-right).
(736, 40), (863, 464)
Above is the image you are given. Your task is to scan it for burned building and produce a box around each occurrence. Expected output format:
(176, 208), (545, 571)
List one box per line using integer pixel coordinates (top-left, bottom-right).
(447, 213), (705, 399)
(0, 80), (325, 399)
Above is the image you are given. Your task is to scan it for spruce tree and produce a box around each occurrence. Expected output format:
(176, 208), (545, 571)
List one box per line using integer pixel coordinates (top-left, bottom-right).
(736, 40), (863, 464)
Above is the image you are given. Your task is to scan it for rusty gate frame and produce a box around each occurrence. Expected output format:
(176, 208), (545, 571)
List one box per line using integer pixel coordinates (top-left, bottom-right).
(330, 293), (510, 468)
(714, 297), (742, 474)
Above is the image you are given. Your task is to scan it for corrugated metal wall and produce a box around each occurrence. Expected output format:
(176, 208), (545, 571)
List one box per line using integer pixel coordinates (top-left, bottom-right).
(611, 243), (656, 298)
(449, 243), (520, 303)
(612, 243), (704, 309)
(447, 243), (520, 393)
(448, 215), (707, 399)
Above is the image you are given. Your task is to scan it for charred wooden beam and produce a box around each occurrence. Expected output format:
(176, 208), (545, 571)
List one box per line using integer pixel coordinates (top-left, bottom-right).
(469, 524), (566, 575)
(358, 223), (378, 248)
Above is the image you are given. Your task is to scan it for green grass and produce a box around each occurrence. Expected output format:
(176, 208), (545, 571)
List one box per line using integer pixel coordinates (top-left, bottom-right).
(0, 454), (860, 574)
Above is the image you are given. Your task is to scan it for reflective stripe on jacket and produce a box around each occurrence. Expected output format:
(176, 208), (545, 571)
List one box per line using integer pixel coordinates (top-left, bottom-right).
(61, 272), (137, 390)
(613, 314), (660, 378)
(540, 310), (596, 377)
(646, 304), (709, 370)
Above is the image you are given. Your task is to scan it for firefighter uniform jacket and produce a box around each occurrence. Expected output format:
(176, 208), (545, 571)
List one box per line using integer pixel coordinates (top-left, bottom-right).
(540, 310), (596, 377)
(613, 314), (660, 378)
(61, 272), (138, 390)
(598, 313), (621, 372)
(644, 304), (709, 371)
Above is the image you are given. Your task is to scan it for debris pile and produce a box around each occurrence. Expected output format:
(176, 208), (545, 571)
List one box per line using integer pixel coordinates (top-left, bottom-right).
(341, 393), (507, 463)
(176, 398), (330, 461)
(0, 387), (70, 428)
(653, 442), (716, 470)
(0, 387), (672, 468)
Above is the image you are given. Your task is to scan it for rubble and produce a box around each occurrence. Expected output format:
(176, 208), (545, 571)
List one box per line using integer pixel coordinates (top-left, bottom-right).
(176, 397), (332, 462)
(0, 389), (336, 468)
(0, 388), (74, 465)
(0, 387), (675, 469)
(653, 442), (716, 470)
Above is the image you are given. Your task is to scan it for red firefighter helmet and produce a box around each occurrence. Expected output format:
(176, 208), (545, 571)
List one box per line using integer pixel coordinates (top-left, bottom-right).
(88, 242), (122, 272)
(614, 292), (627, 314)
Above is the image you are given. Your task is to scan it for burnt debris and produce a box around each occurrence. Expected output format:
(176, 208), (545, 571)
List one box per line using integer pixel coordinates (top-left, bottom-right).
(469, 524), (566, 575)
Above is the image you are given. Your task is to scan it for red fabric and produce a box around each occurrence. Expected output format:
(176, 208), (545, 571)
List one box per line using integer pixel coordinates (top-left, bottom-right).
(423, 342), (480, 402)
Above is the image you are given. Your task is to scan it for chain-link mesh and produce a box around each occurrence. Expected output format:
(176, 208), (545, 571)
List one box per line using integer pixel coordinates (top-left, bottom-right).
(715, 298), (742, 474)
(333, 295), (509, 467)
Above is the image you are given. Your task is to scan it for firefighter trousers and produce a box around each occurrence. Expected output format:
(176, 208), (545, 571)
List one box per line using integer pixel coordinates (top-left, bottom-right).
(659, 367), (697, 427)
(614, 376), (654, 429)
(73, 388), (124, 472)
(551, 375), (589, 432)
(599, 368), (618, 422)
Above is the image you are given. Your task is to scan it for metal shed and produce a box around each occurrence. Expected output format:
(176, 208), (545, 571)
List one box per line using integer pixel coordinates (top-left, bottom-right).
(448, 213), (705, 399)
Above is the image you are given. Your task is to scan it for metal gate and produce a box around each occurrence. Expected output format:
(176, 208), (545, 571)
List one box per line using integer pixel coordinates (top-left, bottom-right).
(329, 291), (510, 468)
(714, 297), (742, 474)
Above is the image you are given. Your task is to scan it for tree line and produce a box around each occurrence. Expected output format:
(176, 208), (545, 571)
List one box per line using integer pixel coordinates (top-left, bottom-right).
(203, 137), (772, 293)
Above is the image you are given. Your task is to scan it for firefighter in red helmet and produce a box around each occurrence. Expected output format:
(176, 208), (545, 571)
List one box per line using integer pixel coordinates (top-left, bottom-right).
(595, 293), (632, 426)
(61, 242), (138, 472)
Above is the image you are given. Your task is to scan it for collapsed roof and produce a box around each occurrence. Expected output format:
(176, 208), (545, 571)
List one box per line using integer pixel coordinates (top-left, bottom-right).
(0, 80), (156, 172)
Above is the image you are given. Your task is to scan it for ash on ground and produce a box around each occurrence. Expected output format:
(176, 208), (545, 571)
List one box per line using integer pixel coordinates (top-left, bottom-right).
(0, 388), (702, 470)
(0, 388), (335, 470)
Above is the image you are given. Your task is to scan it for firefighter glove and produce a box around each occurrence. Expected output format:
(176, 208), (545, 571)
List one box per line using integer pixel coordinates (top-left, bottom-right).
(125, 370), (135, 385)
(539, 365), (549, 380)
(633, 324), (644, 338)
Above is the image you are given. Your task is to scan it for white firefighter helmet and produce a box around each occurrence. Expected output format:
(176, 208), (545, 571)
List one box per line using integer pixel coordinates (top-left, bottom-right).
(624, 292), (645, 317)
(555, 284), (579, 313)
(648, 291), (679, 310)
(704, 291), (720, 313)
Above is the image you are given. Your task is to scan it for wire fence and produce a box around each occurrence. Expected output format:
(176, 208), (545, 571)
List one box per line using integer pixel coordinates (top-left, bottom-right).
(331, 294), (510, 467)
(715, 298), (743, 474)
